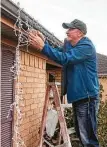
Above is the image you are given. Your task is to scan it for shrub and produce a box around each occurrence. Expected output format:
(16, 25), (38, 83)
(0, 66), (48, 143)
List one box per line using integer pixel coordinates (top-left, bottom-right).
(98, 84), (107, 147)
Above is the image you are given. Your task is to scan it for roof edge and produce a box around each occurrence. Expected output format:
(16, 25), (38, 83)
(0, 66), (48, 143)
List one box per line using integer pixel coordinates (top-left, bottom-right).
(98, 74), (107, 78)
(1, 0), (62, 47)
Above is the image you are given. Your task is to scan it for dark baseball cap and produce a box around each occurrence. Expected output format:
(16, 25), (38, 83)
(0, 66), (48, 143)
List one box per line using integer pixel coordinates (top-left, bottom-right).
(62, 19), (87, 35)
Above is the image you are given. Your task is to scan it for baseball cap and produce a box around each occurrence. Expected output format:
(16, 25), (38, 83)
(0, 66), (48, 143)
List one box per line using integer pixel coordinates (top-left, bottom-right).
(62, 19), (87, 35)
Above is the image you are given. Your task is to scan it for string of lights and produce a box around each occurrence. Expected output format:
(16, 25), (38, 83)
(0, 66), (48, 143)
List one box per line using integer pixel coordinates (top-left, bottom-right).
(7, 2), (33, 146)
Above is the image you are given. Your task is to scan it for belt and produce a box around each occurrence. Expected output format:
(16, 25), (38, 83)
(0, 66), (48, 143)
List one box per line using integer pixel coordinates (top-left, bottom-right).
(73, 97), (95, 105)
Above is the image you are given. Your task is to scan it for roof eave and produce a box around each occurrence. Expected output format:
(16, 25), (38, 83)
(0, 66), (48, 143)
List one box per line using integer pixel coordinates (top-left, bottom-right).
(98, 74), (107, 78)
(1, 0), (62, 47)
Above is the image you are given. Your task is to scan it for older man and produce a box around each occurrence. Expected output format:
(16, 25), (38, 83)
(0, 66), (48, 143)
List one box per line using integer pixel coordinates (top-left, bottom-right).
(29, 19), (99, 147)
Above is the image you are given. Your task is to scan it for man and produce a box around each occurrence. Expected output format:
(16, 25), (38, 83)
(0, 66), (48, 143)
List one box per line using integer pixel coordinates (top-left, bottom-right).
(29, 19), (100, 147)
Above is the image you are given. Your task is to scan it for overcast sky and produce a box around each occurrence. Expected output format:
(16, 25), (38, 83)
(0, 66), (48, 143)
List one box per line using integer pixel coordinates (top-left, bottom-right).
(12, 0), (107, 55)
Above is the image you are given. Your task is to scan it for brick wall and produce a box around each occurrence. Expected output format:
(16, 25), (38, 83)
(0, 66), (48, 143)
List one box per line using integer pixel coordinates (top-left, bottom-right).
(99, 78), (107, 102)
(15, 51), (46, 147)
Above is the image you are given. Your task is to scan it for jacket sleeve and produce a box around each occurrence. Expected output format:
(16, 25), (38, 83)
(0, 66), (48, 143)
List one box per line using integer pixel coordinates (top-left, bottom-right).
(42, 42), (94, 65)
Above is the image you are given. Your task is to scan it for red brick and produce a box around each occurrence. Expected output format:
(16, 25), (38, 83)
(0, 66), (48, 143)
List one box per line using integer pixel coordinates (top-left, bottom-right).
(29, 125), (37, 133)
(27, 77), (34, 82)
(32, 130), (38, 137)
(27, 66), (34, 72)
(31, 72), (38, 78)
(23, 94), (32, 99)
(30, 115), (38, 122)
(38, 103), (44, 108)
(32, 139), (39, 147)
(21, 51), (25, 65)
(26, 110), (33, 117)
(20, 122), (31, 131)
(19, 76), (26, 82)
(35, 56), (39, 68)
(35, 84), (42, 88)
(30, 55), (35, 67)
(23, 71), (32, 77)
(24, 133), (33, 141)
(26, 99), (34, 105)
(33, 99), (40, 104)
(21, 88), (26, 94)
(39, 79), (46, 83)
(33, 108), (40, 114)
(39, 88), (45, 92)
(34, 78), (40, 83)
(23, 83), (32, 88)
(35, 68), (40, 73)
(39, 107), (43, 113)
(19, 100), (25, 107)
(26, 88), (33, 94)
(38, 58), (42, 69)
(21, 65), (26, 71)
(40, 69), (46, 73)
(36, 134), (40, 140)
(39, 73), (45, 79)
(25, 52), (30, 66)
(33, 88), (40, 93)
(25, 139), (31, 147)
(20, 128), (29, 137)
(31, 83), (38, 88)
(31, 136), (39, 145)
(42, 60), (46, 69)
(21, 117), (30, 125)
(22, 105), (30, 112)
(38, 93), (45, 98)
(31, 104), (38, 110)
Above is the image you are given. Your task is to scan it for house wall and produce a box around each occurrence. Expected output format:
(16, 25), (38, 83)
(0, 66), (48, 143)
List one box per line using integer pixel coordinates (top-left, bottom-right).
(99, 78), (107, 102)
(15, 51), (46, 147)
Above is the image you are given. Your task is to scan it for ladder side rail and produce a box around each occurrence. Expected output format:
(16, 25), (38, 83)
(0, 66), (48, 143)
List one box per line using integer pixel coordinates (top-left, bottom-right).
(39, 85), (51, 147)
(51, 84), (72, 147)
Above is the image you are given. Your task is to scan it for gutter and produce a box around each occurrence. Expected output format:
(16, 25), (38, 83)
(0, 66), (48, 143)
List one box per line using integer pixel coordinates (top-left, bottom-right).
(98, 74), (107, 78)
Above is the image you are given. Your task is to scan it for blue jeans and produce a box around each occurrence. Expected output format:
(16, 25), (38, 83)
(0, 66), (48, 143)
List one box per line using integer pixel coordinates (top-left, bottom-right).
(72, 98), (99, 147)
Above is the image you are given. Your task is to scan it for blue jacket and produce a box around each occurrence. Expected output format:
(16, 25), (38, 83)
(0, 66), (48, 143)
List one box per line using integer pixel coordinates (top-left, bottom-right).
(42, 37), (99, 103)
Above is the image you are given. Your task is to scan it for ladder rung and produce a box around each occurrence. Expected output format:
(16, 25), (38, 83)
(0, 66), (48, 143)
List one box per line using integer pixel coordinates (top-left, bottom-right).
(67, 127), (75, 135)
(44, 139), (54, 147)
(44, 139), (69, 147)
(48, 82), (61, 86)
(55, 142), (69, 147)
(61, 104), (72, 108)
(71, 138), (80, 141)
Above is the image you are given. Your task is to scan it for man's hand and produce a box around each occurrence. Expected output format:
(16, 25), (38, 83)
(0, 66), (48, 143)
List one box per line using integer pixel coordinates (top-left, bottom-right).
(29, 30), (46, 42)
(28, 30), (45, 50)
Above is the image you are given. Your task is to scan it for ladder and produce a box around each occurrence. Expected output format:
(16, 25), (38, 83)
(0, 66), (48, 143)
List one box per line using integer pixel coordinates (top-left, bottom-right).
(39, 82), (72, 147)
